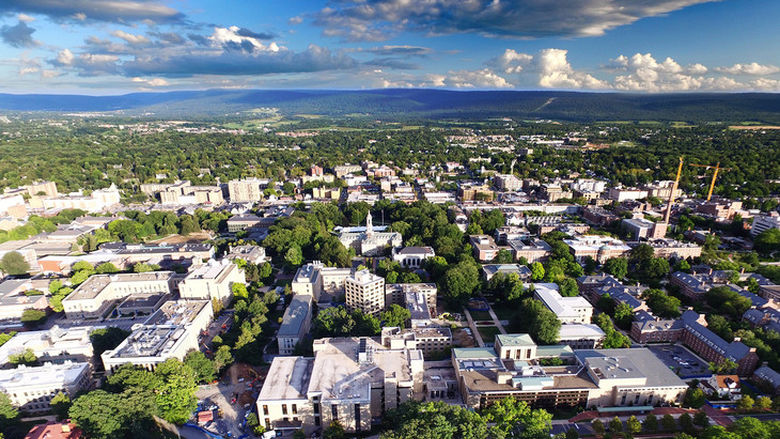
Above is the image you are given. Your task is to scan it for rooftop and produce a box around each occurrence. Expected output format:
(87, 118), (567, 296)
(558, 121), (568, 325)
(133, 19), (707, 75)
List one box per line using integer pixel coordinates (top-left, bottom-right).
(258, 356), (314, 401)
(0, 361), (89, 390)
(496, 334), (535, 347)
(278, 294), (313, 337)
(68, 271), (174, 301)
(575, 348), (687, 388)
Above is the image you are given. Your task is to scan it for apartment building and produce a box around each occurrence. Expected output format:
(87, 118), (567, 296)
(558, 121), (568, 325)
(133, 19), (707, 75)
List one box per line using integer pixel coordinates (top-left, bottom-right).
(507, 238), (551, 263)
(630, 317), (684, 344)
(291, 262), (353, 301)
(228, 178), (265, 202)
(493, 174), (522, 191)
(469, 235), (500, 262)
(458, 184), (494, 202)
(384, 283), (438, 317)
(679, 311), (759, 375)
(0, 279), (48, 323)
(62, 272), (177, 320)
(751, 214), (780, 238)
(381, 326), (452, 357)
(256, 337), (424, 434)
(278, 294), (313, 355)
(0, 361), (91, 414)
(532, 283), (593, 324)
(621, 217), (666, 240)
(345, 270), (385, 317)
(178, 259), (246, 306)
(645, 238), (702, 259)
(101, 299), (212, 373)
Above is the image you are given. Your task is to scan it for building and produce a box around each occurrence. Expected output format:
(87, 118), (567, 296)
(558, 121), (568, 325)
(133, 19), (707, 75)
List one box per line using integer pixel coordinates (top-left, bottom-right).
(101, 299), (212, 373)
(62, 272), (177, 320)
(228, 178), (265, 202)
(583, 207), (620, 227)
(645, 239), (702, 259)
(576, 274), (621, 299)
(23, 420), (83, 439)
(532, 283), (593, 324)
(291, 262), (353, 301)
(753, 366), (780, 395)
(608, 187), (648, 202)
(621, 217), (666, 240)
(225, 245), (267, 265)
(458, 184), (494, 202)
(0, 279), (48, 323)
(494, 174), (522, 191)
(507, 238), (551, 263)
(345, 270), (385, 317)
(558, 324), (606, 349)
(178, 259), (246, 306)
(278, 294), (313, 355)
(453, 335), (686, 411)
(333, 164), (362, 178)
(630, 318), (683, 344)
(0, 325), (95, 366)
(469, 235), (500, 262)
(0, 361), (91, 414)
(563, 235), (631, 263)
(226, 214), (264, 233)
(337, 212), (402, 256)
(41, 185), (121, 212)
(679, 311), (759, 375)
(482, 264), (532, 281)
(706, 375), (742, 400)
(696, 200), (743, 221)
(256, 337), (424, 434)
(0, 192), (27, 218)
(494, 226), (531, 244)
(751, 214), (780, 238)
(391, 246), (435, 269)
(384, 283), (438, 317)
(381, 326), (452, 357)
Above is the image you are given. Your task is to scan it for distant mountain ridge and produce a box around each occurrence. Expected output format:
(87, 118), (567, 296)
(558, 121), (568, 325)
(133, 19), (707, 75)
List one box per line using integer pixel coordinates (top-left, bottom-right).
(0, 89), (778, 122)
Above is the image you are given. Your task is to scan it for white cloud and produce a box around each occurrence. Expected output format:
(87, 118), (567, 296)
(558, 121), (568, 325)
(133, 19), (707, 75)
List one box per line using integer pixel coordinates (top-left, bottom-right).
(55, 48), (74, 66)
(288, 16), (303, 25)
(423, 68), (511, 88)
(17, 13), (34, 23)
(209, 26), (281, 53)
(132, 77), (169, 87)
(536, 49), (608, 89)
(111, 30), (149, 45)
(716, 62), (780, 75)
(489, 49), (533, 74)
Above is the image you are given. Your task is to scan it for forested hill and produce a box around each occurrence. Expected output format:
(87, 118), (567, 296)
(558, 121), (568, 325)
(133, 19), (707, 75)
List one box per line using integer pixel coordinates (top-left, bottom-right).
(0, 89), (779, 122)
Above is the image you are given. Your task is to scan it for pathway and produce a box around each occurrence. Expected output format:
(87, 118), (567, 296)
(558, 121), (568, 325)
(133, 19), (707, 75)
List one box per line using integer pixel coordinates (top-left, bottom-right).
(487, 305), (508, 335)
(462, 309), (485, 347)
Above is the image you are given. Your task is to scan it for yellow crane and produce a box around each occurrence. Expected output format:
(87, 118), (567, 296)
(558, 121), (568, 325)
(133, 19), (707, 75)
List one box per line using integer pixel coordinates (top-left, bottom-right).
(664, 156), (684, 224)
(689, 162), (733, 201)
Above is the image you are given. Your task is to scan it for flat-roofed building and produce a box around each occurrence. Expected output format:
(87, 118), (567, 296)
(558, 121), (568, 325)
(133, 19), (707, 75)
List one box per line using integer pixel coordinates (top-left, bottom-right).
(225, 245), (267, 264)
(291, 262), (352, 301)
(751, 214), (780, 238)
(532, 283), (592, 324)
(481, 264), (532, 281)
(621, 217), (665, 240)
(563, 235), (631, 263)
(278, 294), (313, 355)
(256, 337), (424, 435)
(391, 246), (435, 269)
(178, 259), (245, 306)
(384, 283), (437, 317)
(558, 324), (606, 349)
(62, 272), (177, 320)
(507, 238), (551, 263)
(608, 187), (648, 202)
(0, 279), (48, 323)
(645, 238), (702, 259)
(0, 325), (95, 366)
(381, 326), (452, 357)
(345, 270), (385, 317)
(494, 174), (522, 191)
(470, 235), (499, 262)
(0, 361), (91, 414)
(228, 178), (264, 202)
(101, 299), (212, 373)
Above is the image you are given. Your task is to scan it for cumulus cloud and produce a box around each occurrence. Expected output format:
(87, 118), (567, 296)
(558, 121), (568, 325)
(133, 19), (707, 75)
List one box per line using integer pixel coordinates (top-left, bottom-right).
(422, 68), (511, 89)
(209, 26), (281, 53)
(314, 0), (716, 41)
(0, 0), (184, 24)
(1, 21), (38, 48)
(535, 49), (608, 89)
(50, 49), (119, 76)
(488, 49), (533, 74)
(17, 13), (35, 23)
(111, 30), (150, 45)
(131, 77), (169, 87)
(716, 62), (780, 75)
(288, 16), (303, 25)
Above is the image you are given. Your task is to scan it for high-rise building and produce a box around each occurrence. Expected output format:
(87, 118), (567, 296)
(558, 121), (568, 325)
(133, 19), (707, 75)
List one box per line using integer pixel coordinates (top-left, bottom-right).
(345, 269), (385, 317)
(228, 178), (264, 202)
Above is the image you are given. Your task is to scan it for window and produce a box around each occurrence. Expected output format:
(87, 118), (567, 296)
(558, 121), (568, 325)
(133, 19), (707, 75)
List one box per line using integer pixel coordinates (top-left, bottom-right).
(331, 404), (338, 420)
(263, 405), (268, 415)
(292, 404), (297, 414)
(282, 404), (287, 415)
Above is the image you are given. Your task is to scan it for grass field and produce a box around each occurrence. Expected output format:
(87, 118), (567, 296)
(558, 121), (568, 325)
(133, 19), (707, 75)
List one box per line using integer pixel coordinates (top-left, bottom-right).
(469, 310), (492, 321)
(478, 326), (501, 343)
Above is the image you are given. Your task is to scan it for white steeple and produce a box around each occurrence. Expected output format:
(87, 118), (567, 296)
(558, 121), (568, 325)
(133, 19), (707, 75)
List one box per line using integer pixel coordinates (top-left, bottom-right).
(366, 211), (373, 236)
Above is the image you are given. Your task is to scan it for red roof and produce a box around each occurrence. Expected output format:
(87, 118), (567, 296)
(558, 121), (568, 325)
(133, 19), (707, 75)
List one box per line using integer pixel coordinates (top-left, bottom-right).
(24, 421), (83, 439)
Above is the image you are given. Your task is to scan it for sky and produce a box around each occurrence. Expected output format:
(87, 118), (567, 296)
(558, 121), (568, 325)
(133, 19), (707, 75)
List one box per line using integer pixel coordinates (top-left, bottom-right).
(0, 0), (778, 94)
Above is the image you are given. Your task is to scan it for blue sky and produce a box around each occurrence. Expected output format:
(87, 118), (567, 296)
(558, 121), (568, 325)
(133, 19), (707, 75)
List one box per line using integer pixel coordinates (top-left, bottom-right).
(0, 0), (778, 93)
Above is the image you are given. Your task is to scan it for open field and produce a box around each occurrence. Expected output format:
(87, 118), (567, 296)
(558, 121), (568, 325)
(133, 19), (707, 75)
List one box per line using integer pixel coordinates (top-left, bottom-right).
(729, 125), (780, 130)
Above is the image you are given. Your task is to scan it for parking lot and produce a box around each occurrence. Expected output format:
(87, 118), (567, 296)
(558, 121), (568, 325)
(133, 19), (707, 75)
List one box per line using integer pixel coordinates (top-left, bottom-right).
(648, 344), (710, 378)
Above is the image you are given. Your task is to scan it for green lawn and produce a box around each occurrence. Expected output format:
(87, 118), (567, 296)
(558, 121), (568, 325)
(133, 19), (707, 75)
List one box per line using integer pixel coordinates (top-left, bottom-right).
(469, 310), (492, 321)
(477, 326), (501, 343)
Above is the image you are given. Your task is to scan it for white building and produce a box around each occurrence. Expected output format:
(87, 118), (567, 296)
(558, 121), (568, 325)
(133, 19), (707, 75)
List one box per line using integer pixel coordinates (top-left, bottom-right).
(345, 270), (385, 317)
(0, 361), (91, 414)
(178, 259), (246, 306)
(751, 214), (780, 238)
(391, 246), (435, 269)
(62, 272), (177, 320)
(0, 325), (95, 366)
(291, 262), (352, 301)
(494, 174), (522, 191)
(532, 283), (593, 324)
(41, 184), (121, 212)
(337, 212), (402, 256)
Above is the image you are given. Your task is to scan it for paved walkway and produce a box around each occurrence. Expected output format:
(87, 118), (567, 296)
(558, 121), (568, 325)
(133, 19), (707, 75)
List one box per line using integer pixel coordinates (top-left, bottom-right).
(462, 309), (485, 347)
(487, 305), (508, 335)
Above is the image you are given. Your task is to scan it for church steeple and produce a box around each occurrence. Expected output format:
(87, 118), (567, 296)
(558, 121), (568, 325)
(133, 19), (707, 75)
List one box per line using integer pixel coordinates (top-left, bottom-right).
(366, 211), (373, 236)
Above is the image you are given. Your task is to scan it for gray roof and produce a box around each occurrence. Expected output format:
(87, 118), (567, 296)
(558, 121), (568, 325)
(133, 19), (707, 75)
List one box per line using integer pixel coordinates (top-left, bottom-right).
(575, 348), (687, 388)
(278, 294), (313, 337)
(681, 311), (752, 362)
(0, 280), (28, 296)
(753, 366), (780, 387)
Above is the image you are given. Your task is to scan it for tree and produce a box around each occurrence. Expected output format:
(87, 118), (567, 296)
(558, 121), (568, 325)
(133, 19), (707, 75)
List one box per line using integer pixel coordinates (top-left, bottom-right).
(8, 348), (37, 365)
(231, 283), (249, 299)
(214, 344), (234, 371)
(313, 306), (381, 338)
(643, 289), (681, 318)
(0, 251), (29, 275)
(184, 350), (216, 383)
(613, 302), (634, 329)
(603, 257), (628, 279)
(661, 414), (677, 431)
(558, 277), (579, 297)
(643, 414), (658, 432)
(754, 229), (780, 255)
(95, 262), (119, 274)
(133, 262), (156, 273)
(0, 392), (19, 430)
(21, 309), (46, 328)
(565, 427), (579, 439)
(179, 215), (201, 235)
(381, 304), (411, 328)
(693, 411), (709, 428)
(482, 397), (552, 439)
(323, 420), (346, 439)
(679, 413), (694, 433)
(530, 262), (545, 281)
(683, 387), (706, 408)
(441, 260), (480, 304)
(755, 395), (772, 410)
(71, 260), (94, 273)
(495, 249), (513, 264)
(592, 419), (605, 436)
(737, 394), (754, 410)
(284, 245), (304, 267)
(626, 416), (641, 435)
(382, 400), (490, 439)
(519, 298), (561, 345)
(153, 359), (198, 424)
(709, 359), (738, 375)
(609, 416), (623, 434)
(729, 417), (774, 439)
(69, 389), (156, 439)
(50, 391), (72, 420)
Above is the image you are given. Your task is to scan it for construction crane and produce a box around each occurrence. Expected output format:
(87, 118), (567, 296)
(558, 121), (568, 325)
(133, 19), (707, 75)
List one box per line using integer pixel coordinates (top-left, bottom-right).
(689, 162), (732, 202)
